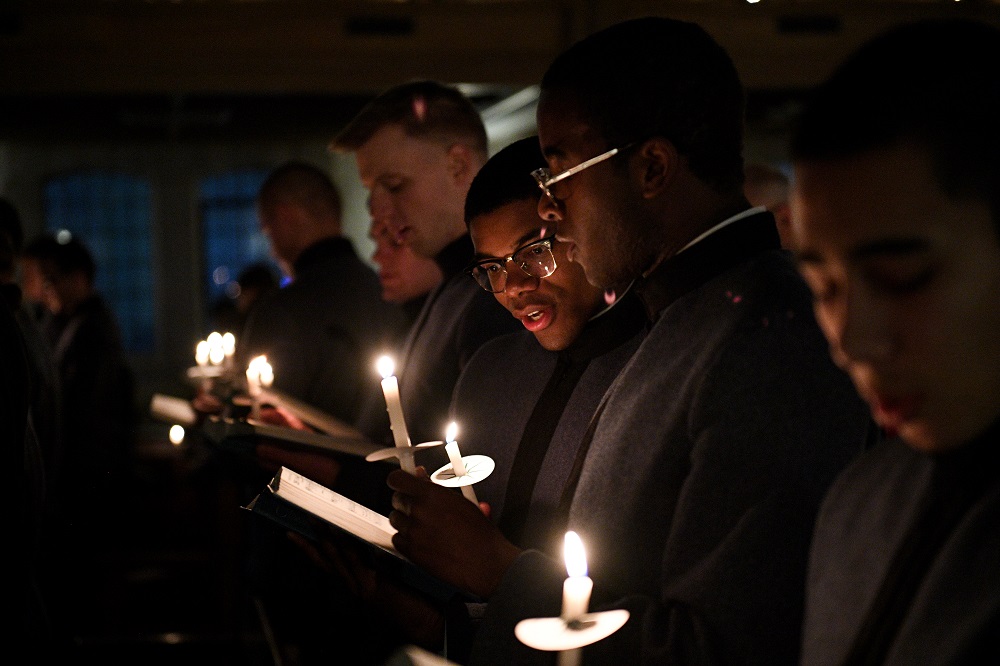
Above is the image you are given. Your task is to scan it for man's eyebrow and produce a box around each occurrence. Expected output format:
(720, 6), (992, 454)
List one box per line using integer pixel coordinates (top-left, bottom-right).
(851, 237), (931, 261)
(795, 238), (931, 266)
(473, 227), (549, 261)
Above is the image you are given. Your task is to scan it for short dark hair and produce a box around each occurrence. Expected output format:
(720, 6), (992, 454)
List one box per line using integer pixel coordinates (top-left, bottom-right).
(465, 136), (546, 226)
(330, 79), (488, 160)
(257, 160), (342, 220)
(540, 17), (746, 193)
(791, 18), (1000, 233)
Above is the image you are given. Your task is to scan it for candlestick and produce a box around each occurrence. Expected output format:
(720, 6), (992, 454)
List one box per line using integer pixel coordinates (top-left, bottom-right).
(444, 423), (477, 504)
(221, 331), (236, 371)
(195, 340), (212, 391)
(560, 531), (593, 666)
(246, 354), (269, 419)
(376, 355), (414, 472)
(515, 530), (629, 659)
(207, 331), (225, 366)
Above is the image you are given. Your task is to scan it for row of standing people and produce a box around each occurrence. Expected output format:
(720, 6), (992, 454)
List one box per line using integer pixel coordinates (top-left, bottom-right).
(239, 15), (999, 666)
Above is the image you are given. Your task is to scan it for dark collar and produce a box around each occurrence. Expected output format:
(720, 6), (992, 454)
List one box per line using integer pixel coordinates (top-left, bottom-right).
(561, 290), (646, 363)
(434, 234), (475, 281)
(293, 236), (355, 275)
(635, 211), (780, 322)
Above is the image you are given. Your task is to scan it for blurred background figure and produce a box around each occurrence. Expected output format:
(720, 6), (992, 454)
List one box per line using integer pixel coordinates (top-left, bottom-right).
(209, 260), (279, 335)
(369, 219), (443, 325)
(239, 160), (409, 426)
(744, 161), (793, 248)
(31, 232), (137, 518)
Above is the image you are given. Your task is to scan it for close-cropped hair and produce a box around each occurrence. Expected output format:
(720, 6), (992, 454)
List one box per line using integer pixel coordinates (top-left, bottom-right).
(791, 18), (1000, 234)
(541, 17), (746, 194)
(257, 161), (343, 221)
(329, 79), (488, 160)
(465, 136), (546, 227)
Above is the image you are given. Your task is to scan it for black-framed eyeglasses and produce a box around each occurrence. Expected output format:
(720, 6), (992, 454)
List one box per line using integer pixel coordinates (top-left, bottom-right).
(467, 235), (558, 293)
(531, 141), (639, 203)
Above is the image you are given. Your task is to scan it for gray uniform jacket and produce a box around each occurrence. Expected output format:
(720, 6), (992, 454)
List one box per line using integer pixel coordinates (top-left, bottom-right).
(241, 236), (409, 426)
(802, 424), (1000, 666)
(471, 211), (874, 666)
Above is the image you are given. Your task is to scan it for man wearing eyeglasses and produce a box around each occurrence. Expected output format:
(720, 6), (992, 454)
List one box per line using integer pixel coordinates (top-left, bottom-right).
(381, 137), (646, 660)
(466, 17), (876, 666)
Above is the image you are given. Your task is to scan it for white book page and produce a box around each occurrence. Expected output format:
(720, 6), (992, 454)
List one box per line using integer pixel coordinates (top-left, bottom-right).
(275, 467), (397, 550)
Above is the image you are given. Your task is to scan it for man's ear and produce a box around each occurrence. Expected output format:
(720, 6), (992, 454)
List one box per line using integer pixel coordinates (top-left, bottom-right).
(636, 138), (678, 199)
(446, 143), (476, 186)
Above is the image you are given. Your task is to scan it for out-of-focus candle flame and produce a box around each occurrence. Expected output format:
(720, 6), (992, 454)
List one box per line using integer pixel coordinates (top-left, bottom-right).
(446, 421), (458, 444)
(376, 355), (395, 379)
(169, 424), (185, 445)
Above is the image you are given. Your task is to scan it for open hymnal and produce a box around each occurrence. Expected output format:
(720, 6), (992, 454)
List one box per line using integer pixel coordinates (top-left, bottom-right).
(259, 466), (397, 551)
(149, 393), (198, 427)
(246, 467), (468, 603)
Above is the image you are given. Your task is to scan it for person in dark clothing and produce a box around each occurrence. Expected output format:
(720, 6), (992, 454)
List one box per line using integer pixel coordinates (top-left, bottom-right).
(457, 18), (873, 666)
(330, 80), (521, 452)
(789, 19), (1000, 665)
(240, 161), (410, 427)
(384, 136), (647, 662)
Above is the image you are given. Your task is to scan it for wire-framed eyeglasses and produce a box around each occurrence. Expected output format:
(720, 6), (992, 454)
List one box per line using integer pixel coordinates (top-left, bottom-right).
(531, 141), (638, 202)
(467, 235), (558, 293)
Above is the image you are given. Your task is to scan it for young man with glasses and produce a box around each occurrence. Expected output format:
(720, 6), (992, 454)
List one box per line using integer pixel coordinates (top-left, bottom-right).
(385, 137), (646, 659)
(461, 17), (875, 665)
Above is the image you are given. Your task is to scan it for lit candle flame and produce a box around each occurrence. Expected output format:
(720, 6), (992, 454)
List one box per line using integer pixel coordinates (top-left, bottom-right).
(169, 424), (185, 445)
(446, 421), (458, 444)
(564, 531), (588, 578)
(195, 340), (210, 366)
(376, 355), (395, 379)
(221, 331), (236, 356)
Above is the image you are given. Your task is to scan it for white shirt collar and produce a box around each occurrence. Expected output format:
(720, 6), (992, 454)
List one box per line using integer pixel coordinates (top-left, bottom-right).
(676, 206), (766, 256)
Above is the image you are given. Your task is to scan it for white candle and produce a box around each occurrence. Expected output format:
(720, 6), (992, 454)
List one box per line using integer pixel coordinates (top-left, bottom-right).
(195, 340), (212, 391)
(559, 531), (593, 666)
(377, 355), (414, 473)
(561, 531), (593, 620)
(208, 331), (225, 366)
(445, 422), (477, 504)
(221, 331), (236, 370)
(246, 354), (268, 419)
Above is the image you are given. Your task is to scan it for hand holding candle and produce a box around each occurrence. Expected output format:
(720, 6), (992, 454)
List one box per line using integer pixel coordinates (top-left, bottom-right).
(377, 355), (414, 472)
(444, 422), (478, 504)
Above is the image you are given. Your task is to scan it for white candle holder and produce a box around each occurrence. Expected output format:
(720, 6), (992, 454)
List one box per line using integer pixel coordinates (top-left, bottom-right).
(515, 609), (630, 656)
(366, 440), (447, 472)
(430, 453), (494, 503)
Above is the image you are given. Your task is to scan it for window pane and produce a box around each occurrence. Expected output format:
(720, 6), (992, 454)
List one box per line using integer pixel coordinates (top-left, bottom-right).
(43, 171), (155, 353)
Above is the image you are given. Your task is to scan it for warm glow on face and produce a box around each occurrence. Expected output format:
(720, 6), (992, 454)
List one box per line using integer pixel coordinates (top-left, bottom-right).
(445, 421), (458, 443)
(564, 531), (588, 578)
(376, 355), (395, 379)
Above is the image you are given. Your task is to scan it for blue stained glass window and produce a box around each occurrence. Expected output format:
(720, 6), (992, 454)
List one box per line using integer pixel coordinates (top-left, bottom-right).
(199, 170), (278, 316)
(43, 171), (155, 353)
